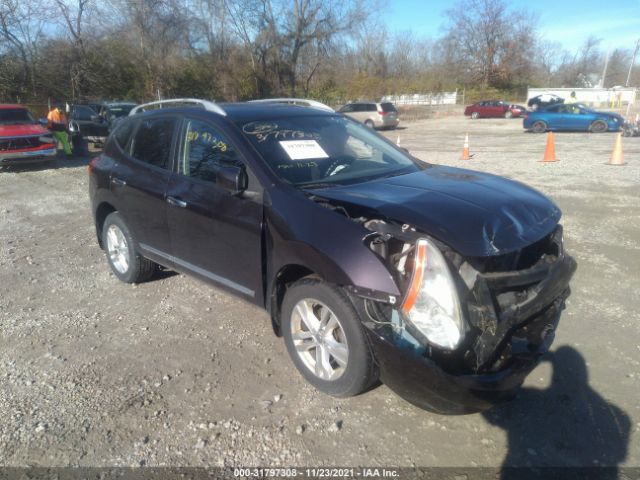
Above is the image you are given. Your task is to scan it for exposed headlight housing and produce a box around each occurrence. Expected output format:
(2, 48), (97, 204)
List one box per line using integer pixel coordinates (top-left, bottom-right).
(401, 238), (465, 350)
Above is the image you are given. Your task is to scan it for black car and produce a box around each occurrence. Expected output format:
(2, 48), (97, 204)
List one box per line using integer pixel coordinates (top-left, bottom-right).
(88, 98), (576, 413)
(70, 102), (138, 146)
(69, 104), (108, 145)
(527, 94), (564, 111)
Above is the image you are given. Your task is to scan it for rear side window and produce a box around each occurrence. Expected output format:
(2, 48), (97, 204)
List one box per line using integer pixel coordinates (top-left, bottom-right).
(131, 117), (176, 169)
(380, 103), (396, 112)
(365, 104), (376, 112)
(113, 119), (136, 151)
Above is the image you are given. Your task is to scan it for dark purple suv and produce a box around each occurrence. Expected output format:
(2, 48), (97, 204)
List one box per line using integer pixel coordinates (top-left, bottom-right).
(89, 99), (576, 413)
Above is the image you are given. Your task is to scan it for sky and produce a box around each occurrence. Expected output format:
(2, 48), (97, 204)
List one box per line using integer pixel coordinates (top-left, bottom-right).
(385, 0), (640, 52)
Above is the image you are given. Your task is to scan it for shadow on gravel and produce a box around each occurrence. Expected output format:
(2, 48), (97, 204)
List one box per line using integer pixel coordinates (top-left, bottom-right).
(483, 345), (631, 480)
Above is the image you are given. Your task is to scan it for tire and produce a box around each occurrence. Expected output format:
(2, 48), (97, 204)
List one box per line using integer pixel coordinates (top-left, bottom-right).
(504, 111), (513, 119)
(281, 279), (377, 397)
(102, 211), (156, 283)
(471, 112), (480, 119)
(531, 121), (547, 133)
(589, 120), (607, 133)
(364, 119), (375, 129)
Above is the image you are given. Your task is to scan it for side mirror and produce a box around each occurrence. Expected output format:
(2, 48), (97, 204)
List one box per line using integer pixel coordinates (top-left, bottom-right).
(217, 165), (248, 195)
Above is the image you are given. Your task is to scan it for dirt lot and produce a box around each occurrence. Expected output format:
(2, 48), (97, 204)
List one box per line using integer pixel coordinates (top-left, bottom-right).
(1, 115), (639, 471)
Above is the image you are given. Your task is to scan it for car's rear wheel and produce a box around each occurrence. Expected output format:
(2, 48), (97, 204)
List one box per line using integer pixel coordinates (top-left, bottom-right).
(471, 112), (480, 119)
(504, 111), (513, 119)
(281, 279), (377, 397)
(364, 119), (374, 129)
(531, 121), (547, 133)
(589, 120), (607, 133)
(102, 212), (156, 283)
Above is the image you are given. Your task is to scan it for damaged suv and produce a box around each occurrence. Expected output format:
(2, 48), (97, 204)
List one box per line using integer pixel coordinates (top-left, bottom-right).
(89, 99), (576, 413)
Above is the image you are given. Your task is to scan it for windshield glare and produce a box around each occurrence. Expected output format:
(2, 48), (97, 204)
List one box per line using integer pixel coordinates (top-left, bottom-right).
(0, 109), (36, 125)
(238, 115), (421, 187)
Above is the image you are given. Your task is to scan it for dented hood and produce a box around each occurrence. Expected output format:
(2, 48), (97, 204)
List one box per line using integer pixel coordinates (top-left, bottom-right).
(311, 166), (561, 257)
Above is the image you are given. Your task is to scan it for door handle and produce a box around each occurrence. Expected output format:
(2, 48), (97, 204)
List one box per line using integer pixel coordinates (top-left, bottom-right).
(167, 196), (188, 208)
(111, 177), (126, 187)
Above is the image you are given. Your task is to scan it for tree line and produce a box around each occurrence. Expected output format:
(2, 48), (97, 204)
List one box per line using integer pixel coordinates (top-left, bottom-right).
(0, 0), (638, 104)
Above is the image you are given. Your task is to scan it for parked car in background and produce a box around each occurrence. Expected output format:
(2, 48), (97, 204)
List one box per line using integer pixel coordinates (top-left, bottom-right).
(464, 100), (525, 119)
(70, 102), (137, 147)
(338, 101), (400, 129)
(0, 104), (56, 166)
(69, 104), (108, 146)
(523, 103), (624, 133)
(89, 98), (575, 413)
(527, 94), (564, 111)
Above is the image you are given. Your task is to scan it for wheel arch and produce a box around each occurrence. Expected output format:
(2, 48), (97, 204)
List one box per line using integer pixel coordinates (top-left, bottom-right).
(95, 201), (117, 248)
(269, 263), (319, 336)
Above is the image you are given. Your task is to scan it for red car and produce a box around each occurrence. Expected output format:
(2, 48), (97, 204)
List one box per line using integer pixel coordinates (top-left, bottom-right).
(0, 104), (57, 166)
(464, 100), (525, 119)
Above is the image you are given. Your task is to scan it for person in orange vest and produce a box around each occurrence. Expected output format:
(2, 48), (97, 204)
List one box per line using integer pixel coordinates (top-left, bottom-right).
(47, 104), (72, 156)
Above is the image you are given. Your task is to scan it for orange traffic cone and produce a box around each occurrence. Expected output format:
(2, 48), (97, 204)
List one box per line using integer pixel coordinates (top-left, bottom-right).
(608, 133), (626, 166)
(460, 133), (471, 160)
(540, 132), (557, 162)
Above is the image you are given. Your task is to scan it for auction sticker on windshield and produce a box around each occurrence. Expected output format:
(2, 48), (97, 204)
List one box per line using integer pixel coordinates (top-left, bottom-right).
(279, 140), (329, 160)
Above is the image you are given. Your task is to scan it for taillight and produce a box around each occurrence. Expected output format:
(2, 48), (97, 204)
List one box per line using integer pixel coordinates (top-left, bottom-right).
(88, 156), (99, 174)
(378, 110), (388, 116)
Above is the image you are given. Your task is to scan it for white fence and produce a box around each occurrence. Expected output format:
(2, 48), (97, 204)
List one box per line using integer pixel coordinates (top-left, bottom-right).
(527, 87), (637, 107)
(382, 92), (458, 106)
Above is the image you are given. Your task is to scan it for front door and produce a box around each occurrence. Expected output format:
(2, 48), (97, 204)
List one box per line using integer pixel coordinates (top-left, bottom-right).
(166, 116), (263, 303)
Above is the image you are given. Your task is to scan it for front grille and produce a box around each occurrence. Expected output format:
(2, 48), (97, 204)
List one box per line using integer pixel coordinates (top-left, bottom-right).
(0, 136), (42, 152)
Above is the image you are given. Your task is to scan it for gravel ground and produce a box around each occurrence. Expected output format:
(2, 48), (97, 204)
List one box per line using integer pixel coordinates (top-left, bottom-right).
(0, 115), (639, 470)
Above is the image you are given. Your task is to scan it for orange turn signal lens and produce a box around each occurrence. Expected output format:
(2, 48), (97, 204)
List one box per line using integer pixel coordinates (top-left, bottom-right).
(401, 239), (428, 313)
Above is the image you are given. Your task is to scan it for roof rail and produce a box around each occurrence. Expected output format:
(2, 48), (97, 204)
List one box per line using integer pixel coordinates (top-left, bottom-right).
(129, 98), (226, 116)
(247, 98), (334, 112)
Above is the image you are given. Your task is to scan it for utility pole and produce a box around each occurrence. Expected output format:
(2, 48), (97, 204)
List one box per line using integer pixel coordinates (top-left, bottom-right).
(601, 49), (610, 88)
(626, 38), (640, 87)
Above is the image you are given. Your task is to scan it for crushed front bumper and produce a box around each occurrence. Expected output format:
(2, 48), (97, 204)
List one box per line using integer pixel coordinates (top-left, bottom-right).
(363, 230), (576, 414)
(365, 298), (563, 414)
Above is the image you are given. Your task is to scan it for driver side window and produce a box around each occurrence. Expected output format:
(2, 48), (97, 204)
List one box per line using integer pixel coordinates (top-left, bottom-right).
(180, 118), (240, 183)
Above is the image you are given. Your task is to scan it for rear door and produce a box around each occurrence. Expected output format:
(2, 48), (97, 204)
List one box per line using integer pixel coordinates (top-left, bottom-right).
(165, 115), (263, 302)
(110, 115), (178, 255)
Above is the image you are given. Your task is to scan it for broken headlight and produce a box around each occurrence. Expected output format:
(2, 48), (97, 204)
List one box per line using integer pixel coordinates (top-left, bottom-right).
(401, 238), (464, 350)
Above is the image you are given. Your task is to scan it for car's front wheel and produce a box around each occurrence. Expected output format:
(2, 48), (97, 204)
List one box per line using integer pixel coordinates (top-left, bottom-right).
(504, 111), (513, 119)
(531, 121), (547, 133)
(589, 120), (608, 133)
(471, 112), (480, 119)
(102, 212), (156, 283)
(281, 279), (377, 397)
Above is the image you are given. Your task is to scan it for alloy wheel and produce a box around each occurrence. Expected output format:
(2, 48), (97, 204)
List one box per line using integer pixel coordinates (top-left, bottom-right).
(106, 224), (130, 274)
(290, 299), (349, 381)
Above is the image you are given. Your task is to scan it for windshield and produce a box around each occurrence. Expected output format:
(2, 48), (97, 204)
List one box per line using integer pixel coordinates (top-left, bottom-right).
(238, 115), (422, 188)
(0, 108), (36, 125)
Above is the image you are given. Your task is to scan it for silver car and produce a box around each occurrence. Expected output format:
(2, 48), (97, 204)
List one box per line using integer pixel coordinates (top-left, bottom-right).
(339, 102), (400, 129)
